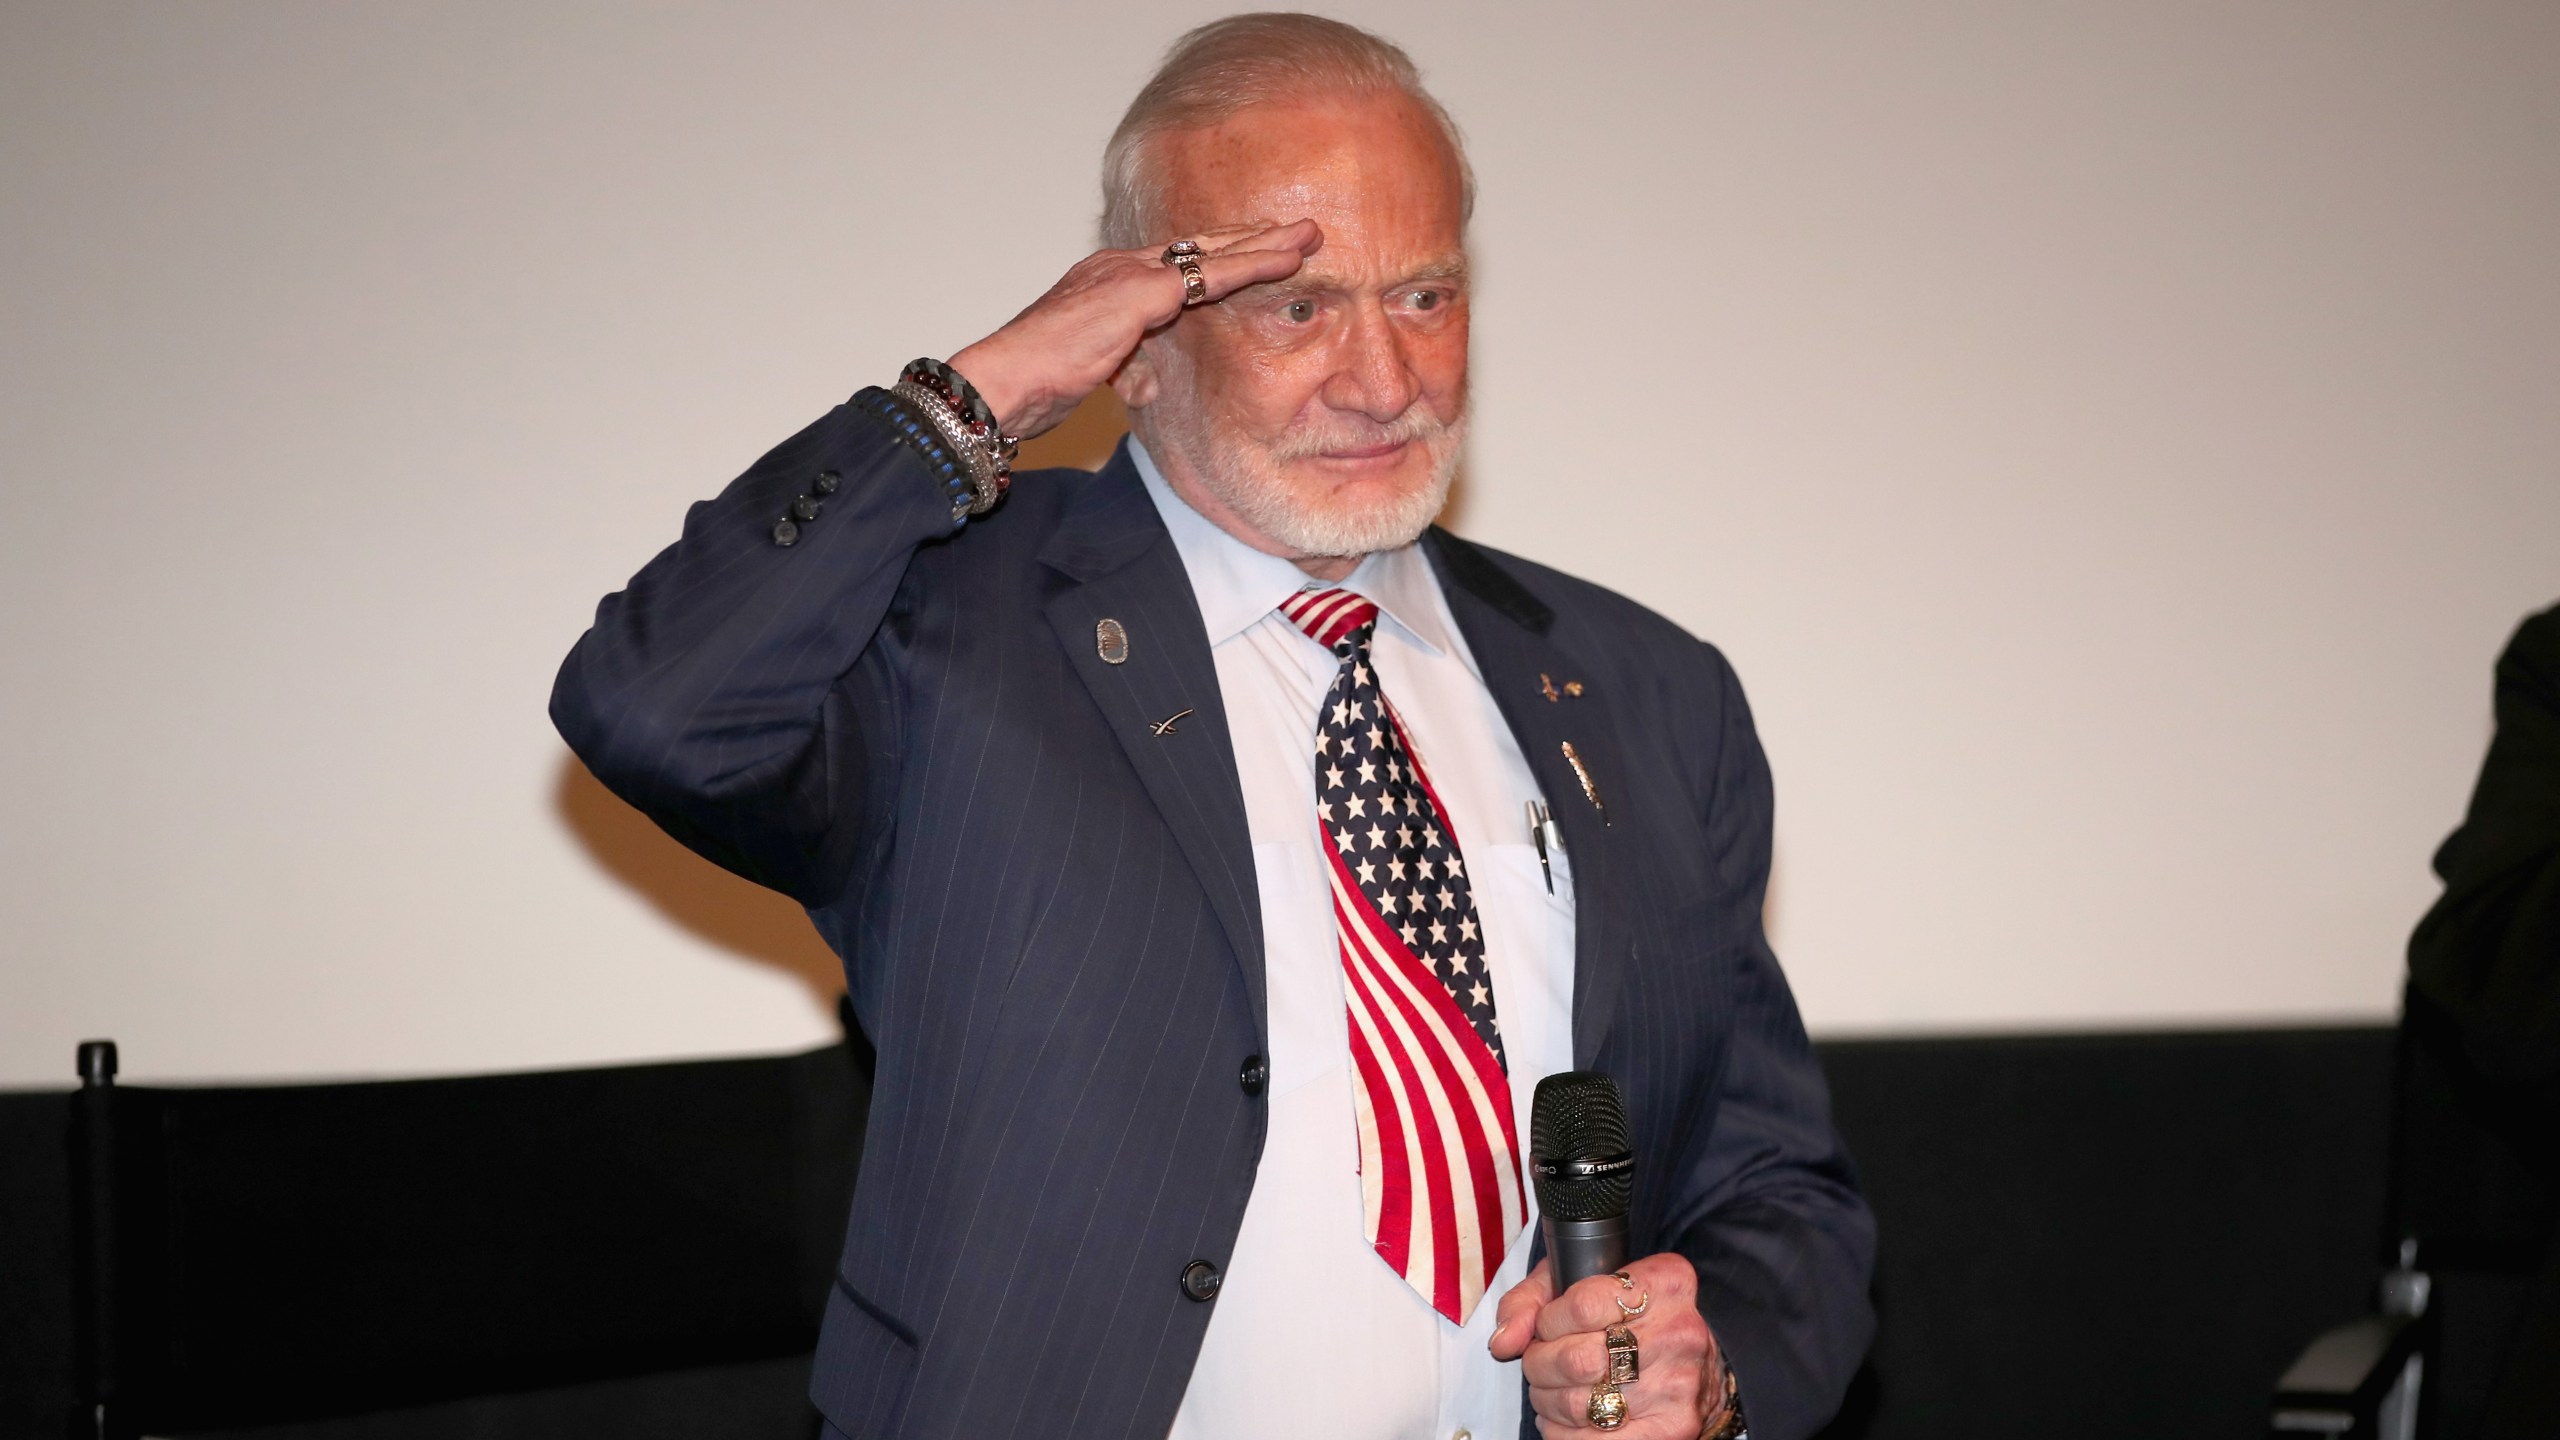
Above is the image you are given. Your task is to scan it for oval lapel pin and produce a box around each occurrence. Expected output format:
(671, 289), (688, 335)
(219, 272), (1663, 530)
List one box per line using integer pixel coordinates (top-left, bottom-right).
(1096, 617), (1131, 665)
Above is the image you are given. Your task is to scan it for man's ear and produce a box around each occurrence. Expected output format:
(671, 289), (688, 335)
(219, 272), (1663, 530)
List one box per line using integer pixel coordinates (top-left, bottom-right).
(1110, 339), (1162, 410)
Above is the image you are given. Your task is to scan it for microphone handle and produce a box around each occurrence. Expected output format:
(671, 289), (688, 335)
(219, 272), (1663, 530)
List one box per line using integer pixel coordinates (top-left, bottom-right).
(1543, 1213), (1628, 1289)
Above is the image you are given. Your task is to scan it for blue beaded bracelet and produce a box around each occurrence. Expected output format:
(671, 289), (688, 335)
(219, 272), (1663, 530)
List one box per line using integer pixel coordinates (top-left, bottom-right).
(851, 385), (976, 524)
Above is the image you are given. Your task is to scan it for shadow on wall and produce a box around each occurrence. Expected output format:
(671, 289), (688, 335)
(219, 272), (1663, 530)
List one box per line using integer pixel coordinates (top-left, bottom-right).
(1019, 386), (1129, 471)
(551, 755), (845, 1012)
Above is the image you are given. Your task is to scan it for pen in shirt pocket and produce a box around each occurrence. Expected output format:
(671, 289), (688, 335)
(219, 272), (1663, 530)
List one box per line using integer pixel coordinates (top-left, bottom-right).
(1526, 800), (1563, 893)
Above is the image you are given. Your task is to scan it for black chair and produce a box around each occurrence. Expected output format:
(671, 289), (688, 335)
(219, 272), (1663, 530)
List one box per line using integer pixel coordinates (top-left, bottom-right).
(65, 1015), (869, 1440)
(2269, 989), (2560, 1439)
(1813, 1026), (2397, 1440)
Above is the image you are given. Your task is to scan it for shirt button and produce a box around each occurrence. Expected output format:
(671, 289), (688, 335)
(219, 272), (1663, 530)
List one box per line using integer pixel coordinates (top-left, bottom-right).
(1180, 1259), (1223, 1302)
(1238, 1054), (1268, 1095)
(1455, 1430), (1472, 1440)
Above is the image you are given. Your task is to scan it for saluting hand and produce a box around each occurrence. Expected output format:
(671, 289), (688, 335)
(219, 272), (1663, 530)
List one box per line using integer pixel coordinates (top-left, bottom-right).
(948, 219), (1322, 440)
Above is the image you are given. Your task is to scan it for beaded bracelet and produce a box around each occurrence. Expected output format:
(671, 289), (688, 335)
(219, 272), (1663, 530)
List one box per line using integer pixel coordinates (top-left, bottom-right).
(891, 379), (1002, 514)
(900, 357), (1018, 509)
(849, 386), (976, 524)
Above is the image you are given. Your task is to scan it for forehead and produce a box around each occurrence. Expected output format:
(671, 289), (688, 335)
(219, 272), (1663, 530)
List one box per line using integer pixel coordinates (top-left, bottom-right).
(1151, 92), (1465, 276)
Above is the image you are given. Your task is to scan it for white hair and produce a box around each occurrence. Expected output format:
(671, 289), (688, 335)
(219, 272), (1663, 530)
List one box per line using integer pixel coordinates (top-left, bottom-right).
(1099, 12), (1474, 249)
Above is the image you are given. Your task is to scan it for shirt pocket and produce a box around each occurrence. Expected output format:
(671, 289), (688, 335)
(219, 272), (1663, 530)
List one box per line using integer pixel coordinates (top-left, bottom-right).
(1252, 839), (1351, 1100)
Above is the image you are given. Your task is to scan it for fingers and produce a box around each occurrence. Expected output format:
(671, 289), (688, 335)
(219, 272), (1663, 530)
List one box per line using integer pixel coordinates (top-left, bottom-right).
(1519, 1305), (1711, 1388)
(1535, 1254), (1697, 1343)
(1515, 1255), (1715, 1438)
(1189, 243), (1310, 304)
(1149, 218), (1322, 309)
(1528, 1365), (1707, 1437)
(1156, 217), (1322, 260)
(1488, 1258), (1555, 1360)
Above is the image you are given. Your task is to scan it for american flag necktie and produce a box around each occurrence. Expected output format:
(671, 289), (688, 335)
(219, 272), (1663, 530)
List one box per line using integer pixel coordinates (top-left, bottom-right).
(1280, 586), (1524, 1325)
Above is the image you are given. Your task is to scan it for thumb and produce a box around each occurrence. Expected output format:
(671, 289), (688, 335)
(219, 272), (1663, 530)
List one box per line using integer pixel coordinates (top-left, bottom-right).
(1487, 1259), (1555, 1359)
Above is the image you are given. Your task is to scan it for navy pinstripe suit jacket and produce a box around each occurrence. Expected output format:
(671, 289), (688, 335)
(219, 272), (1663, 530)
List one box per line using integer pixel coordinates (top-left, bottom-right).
(552, 398), (1874, 1440)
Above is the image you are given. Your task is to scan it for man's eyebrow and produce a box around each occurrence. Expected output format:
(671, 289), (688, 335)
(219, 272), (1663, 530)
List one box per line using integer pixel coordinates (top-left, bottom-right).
(1248, 256), (1472, 300)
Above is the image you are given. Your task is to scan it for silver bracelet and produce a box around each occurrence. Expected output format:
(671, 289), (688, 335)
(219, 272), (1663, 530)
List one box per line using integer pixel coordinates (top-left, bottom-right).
(891, 379), (1001, 514)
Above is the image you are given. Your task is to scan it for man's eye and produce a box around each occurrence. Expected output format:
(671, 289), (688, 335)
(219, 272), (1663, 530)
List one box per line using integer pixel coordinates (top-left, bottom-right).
(1282, 300), (1317, 323)
(1410, 289), (1441, 311)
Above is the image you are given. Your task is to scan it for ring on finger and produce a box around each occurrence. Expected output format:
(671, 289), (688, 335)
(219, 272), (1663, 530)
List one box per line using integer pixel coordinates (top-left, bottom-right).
(1586, 1380), (1629, 1430)
(1604, 1323), (1640, 1384)
(1610, 1270), (1650, 1320)
(1160, 239), (1208, 307)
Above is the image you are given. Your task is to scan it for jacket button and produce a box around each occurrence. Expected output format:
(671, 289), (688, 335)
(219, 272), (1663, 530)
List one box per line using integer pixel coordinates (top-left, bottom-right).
(770, 518), (800, 547)
(1180, 1260), (1222, 1302)
(1239, 1055), (1268, 1095)
(790, 494), (822, 522)
(813, 469), (841, 496)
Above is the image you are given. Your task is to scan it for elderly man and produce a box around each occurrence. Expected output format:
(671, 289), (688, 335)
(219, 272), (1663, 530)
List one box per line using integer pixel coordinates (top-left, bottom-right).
(553, 13), (1872, 1440)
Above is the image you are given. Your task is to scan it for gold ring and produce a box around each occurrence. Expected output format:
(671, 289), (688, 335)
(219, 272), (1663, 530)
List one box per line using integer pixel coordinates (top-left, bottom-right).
(1611, 1270), (1650, 1320)
(1160, 239), (1208, 307)
(1586, 1380), (1628, 1430)
(1604, 1323), (1640, 1384)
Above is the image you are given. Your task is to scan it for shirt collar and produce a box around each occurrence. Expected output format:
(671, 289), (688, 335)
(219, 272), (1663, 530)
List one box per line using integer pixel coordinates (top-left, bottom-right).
(1132, 438), (1454, 659)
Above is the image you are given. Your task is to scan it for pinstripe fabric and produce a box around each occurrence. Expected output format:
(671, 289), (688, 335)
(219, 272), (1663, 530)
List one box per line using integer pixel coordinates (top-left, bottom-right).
(552, 401), (1874, 1440)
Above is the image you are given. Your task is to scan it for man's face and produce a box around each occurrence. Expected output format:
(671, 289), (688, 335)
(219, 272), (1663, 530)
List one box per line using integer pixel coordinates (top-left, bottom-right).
(1121, 91), (1470, 565)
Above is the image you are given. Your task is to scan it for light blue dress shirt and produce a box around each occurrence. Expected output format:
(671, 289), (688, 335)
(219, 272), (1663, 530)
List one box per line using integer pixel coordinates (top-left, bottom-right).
(1135, 442), (1579, 1440)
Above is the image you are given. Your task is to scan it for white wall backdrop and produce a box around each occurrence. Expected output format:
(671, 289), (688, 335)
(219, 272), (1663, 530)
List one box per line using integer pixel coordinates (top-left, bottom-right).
(4, 1), (2554, 1086)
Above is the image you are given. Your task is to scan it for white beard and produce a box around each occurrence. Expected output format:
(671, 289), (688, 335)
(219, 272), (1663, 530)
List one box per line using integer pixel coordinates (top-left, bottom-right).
(1139, 355), (1466, 559)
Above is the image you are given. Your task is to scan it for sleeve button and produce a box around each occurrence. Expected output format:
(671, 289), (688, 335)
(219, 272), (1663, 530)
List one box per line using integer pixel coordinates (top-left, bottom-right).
(813, 469), (841, 495)
(791, 495), (822, 522)
(770, 518), (800, 547)
(1179, 1260), (1223, 1302)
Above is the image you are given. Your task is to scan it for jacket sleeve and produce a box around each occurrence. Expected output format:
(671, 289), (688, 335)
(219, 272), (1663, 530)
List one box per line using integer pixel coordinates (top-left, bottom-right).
(550, 397), (961, 905)
(1662, 648), (1877, 1440)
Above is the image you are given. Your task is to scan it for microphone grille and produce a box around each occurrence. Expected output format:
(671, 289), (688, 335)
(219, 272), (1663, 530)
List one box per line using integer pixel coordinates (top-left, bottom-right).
(1529, 1071), (1633, 1223)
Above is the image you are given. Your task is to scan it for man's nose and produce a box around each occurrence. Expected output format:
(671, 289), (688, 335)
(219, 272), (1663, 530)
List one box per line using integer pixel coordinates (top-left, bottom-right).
(1323, 302), (1420, 423)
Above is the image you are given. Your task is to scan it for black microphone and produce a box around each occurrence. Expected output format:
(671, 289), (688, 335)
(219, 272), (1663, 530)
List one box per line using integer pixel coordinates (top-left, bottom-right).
(1529, 1071), (1634, 1288)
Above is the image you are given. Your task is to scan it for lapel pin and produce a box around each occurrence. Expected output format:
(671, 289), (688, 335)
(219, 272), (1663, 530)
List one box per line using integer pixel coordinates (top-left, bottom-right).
(1096, 617), (1130, 665)
(1564, 681), (1585, 697)
(1560, 741), (1608, 824)
(1540, 673), (1561, 703)
(1148, 708), (1195, 737)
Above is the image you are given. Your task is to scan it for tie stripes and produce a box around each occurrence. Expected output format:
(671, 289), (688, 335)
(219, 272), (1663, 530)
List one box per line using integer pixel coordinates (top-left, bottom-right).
(1280, 586), (1523, 1325)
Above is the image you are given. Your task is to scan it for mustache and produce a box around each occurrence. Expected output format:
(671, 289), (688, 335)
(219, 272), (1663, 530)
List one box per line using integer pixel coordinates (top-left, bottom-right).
(1266, 407), (1462, 463)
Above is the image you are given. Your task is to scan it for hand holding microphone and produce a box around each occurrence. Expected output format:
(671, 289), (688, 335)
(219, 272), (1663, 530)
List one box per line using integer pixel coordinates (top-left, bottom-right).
(1490, 1073), (1744, 1439)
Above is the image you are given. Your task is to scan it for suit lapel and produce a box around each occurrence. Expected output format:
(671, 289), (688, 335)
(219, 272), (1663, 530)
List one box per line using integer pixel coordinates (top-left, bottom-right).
(1039, 451), (1267, 1040)
(1425, 529), (1632, 1066)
